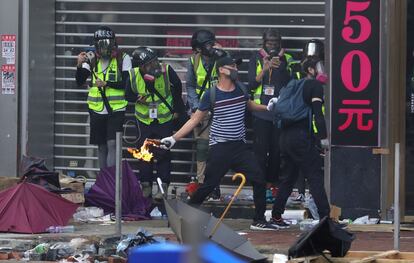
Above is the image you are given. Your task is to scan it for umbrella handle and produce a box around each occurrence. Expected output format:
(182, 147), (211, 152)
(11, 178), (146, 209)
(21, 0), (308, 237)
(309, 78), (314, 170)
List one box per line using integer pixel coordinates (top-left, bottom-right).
(208, 173), (246, 239)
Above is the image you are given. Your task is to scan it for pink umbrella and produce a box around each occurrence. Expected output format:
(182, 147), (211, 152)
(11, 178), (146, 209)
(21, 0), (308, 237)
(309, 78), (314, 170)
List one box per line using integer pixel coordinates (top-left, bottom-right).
(0, 182), (78, 233)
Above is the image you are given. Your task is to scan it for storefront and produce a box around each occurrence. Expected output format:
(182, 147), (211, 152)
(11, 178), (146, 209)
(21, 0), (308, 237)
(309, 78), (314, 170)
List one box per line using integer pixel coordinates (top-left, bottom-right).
(0, 0), (411, 220)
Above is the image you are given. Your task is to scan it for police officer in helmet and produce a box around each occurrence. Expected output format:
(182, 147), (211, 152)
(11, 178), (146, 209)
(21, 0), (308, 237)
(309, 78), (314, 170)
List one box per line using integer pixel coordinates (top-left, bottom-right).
(128, 46), (185, 201)
(76, 26), (132, 170)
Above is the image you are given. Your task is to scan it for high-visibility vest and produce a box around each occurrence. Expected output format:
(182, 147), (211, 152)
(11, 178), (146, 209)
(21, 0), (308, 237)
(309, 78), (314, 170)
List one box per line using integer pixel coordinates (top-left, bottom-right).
(87, 56), (127, 112)
(129, 64), (173, 125)
(190, 54), (218, 96)
(253, 53), (298, 104)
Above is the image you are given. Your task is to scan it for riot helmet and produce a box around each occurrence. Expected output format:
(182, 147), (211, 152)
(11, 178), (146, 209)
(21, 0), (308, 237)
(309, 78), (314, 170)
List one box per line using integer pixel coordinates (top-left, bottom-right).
(303, 39), (324, 60)
(191, 29), (216, 51)
(262, 28), (282, 55)
(93, 26), (116, 59)
(132, 46), (162, 77)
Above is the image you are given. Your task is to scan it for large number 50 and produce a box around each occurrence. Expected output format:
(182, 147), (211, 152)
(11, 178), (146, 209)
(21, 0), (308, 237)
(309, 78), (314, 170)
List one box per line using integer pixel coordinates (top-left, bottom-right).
(342, 1), (371, 43)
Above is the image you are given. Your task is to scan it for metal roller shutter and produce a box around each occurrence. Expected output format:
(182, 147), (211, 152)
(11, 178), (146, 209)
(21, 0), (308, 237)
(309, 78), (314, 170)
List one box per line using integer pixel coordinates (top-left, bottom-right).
(54, 0), (325, 185)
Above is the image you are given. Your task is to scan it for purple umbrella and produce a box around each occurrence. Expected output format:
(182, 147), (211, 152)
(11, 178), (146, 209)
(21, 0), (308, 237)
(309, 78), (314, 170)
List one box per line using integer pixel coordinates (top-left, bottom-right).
(85, 161), (151, 220)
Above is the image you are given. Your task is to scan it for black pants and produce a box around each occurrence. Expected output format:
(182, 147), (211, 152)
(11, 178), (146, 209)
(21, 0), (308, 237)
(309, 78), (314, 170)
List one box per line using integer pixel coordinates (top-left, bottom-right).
(137, 120), (173, 184)
(271, 126), (330, 219)
(189, 141), (266, 222)
(252, 117), (281, 184)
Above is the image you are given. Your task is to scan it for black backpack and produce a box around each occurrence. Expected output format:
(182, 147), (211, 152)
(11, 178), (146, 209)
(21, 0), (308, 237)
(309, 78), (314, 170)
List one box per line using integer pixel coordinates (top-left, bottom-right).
(288, 216), (355, 259)
(272, 78), (310, 123)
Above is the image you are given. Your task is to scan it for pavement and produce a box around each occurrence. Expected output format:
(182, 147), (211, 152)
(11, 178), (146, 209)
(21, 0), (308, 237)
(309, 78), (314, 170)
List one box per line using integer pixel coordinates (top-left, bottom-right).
(1, 218), (414, 262)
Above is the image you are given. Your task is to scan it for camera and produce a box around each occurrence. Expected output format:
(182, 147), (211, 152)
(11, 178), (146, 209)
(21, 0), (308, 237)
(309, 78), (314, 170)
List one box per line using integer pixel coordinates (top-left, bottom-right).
(268, 49), (280, 59)
(212, 48), (226, 58)
(85, 51), (95, 64)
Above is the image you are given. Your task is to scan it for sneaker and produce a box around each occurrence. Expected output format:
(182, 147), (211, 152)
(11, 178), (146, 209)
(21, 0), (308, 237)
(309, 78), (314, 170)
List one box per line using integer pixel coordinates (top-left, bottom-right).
(269, 217), (290, 229)
(250, 220), (279, 231)
(207, 187), (221, 201)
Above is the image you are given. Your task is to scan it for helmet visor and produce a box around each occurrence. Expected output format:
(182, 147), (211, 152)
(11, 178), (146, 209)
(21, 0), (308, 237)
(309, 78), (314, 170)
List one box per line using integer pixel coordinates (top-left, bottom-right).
(95, 39), (114, 58)
(304, 42), (323, 58)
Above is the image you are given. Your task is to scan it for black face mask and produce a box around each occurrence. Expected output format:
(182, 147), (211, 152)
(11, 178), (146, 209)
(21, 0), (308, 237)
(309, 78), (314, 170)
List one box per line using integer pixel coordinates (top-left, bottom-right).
(229, 69), (238, 82)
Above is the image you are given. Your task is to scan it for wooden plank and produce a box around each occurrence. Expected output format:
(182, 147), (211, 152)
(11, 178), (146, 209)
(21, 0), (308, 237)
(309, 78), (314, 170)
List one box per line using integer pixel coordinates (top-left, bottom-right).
(350, 250), (399, 263)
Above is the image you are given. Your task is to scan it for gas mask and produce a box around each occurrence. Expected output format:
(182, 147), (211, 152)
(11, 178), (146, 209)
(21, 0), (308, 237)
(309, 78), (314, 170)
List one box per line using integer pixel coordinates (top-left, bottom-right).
(143, 60), (162, 79)
(315, 61), (328, 84)
(201, 42), (225, 58)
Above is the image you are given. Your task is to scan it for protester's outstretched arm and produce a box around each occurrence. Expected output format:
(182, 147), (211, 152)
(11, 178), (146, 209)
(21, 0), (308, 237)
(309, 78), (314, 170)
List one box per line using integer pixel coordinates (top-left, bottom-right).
(247, 100), (267, 112)
(160, 110), (207, 149)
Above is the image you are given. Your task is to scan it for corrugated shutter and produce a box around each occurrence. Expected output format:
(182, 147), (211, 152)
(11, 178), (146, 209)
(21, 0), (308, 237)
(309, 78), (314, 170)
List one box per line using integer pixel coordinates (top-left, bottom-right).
(54, 0), (325, 183)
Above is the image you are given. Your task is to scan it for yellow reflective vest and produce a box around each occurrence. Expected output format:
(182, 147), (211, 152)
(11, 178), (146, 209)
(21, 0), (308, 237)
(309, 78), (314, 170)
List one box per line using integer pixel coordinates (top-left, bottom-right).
(190, 54), (218, 96)
(129, 64), (173, 125)
(253, 53), (298, 104)
(87, 56), (127, 112)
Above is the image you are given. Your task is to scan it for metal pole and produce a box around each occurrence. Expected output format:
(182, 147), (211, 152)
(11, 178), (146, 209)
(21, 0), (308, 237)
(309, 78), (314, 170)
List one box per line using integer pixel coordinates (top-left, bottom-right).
(115, 132), (123, 236)
(394, 143), (400, 250)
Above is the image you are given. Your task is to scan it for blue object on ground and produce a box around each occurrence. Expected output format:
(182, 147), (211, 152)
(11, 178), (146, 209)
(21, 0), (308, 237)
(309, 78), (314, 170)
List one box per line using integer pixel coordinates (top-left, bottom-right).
(128, 242), (191, 263)
(199, 242), (247, 263)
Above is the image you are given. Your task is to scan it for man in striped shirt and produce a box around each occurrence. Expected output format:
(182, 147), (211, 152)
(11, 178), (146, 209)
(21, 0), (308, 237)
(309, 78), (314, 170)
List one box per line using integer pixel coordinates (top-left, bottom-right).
(161, 55), (279, 230)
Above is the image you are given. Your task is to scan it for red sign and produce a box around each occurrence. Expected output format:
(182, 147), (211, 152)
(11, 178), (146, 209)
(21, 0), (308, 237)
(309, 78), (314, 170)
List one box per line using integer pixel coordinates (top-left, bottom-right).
(165, 29), (239, 56)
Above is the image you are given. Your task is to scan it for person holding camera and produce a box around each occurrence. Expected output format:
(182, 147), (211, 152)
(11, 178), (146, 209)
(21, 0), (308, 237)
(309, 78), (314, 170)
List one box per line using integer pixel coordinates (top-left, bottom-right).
(161, 55), (279, 230)
(127, 46), (185, 200)
(75, 26), (132, 169)
(186, 29), (225, 200)
(248, 28), (294, 193)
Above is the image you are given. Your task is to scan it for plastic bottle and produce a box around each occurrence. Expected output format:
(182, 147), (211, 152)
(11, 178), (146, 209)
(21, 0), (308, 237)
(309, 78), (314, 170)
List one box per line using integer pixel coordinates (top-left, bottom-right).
(46, 225), (75, 233)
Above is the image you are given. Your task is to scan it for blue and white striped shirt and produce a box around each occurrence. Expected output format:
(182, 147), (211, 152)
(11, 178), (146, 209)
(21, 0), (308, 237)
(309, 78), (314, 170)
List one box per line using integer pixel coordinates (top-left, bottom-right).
(198, 83), (249, 145)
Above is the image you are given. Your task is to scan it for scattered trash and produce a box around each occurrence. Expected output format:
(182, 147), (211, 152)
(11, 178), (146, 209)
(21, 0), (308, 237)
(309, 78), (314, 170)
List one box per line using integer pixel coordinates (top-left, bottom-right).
(303, 194), (319, 220)
(299, 219), (319, 231)
(116, 228), (165, 258)
(273, 253), (288, 263)
(150, 207), (163, 218)
(352, 215), (380, 225)
(73, 207), (105, 222)
(46, 225), (75, 233)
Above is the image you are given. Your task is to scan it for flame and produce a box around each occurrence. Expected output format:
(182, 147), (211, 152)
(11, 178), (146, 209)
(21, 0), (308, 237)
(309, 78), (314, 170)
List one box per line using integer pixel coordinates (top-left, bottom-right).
(128, 139), (159, 162)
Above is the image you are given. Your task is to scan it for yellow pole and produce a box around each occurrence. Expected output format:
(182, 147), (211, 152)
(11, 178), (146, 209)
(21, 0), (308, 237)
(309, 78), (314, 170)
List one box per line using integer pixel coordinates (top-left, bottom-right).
(209, 173), (246, 239)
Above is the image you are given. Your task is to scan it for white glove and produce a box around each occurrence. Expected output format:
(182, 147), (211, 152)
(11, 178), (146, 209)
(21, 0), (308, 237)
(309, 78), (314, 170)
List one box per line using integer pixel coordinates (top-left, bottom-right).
(320, 138), (330, 149)
(267, 97), (279, 111)
(160, 136), (176, 150)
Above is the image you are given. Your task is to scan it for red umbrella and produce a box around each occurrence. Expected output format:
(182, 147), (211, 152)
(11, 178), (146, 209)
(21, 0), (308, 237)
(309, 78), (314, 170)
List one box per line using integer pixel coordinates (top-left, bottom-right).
(0, 182), (79, 233)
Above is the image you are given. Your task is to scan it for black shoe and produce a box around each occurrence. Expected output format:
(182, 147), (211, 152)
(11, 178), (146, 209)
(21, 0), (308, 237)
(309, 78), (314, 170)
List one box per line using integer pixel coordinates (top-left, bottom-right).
(269, 217), (290, 229)
(250, 220), (279, 231)
(207, 186), (221, 201)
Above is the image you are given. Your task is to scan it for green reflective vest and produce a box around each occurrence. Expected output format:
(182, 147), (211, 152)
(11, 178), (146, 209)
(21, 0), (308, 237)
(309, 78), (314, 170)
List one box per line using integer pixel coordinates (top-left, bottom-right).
(87, 56), (127, 112)
(253, 53), (298, 104)
(190, 54), (218, 96)
(129, 64), (173, 125)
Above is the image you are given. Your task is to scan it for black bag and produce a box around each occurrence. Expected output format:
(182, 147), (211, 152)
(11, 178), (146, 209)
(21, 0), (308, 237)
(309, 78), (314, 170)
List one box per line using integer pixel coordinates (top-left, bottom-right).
(288, 216), (355, 259)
